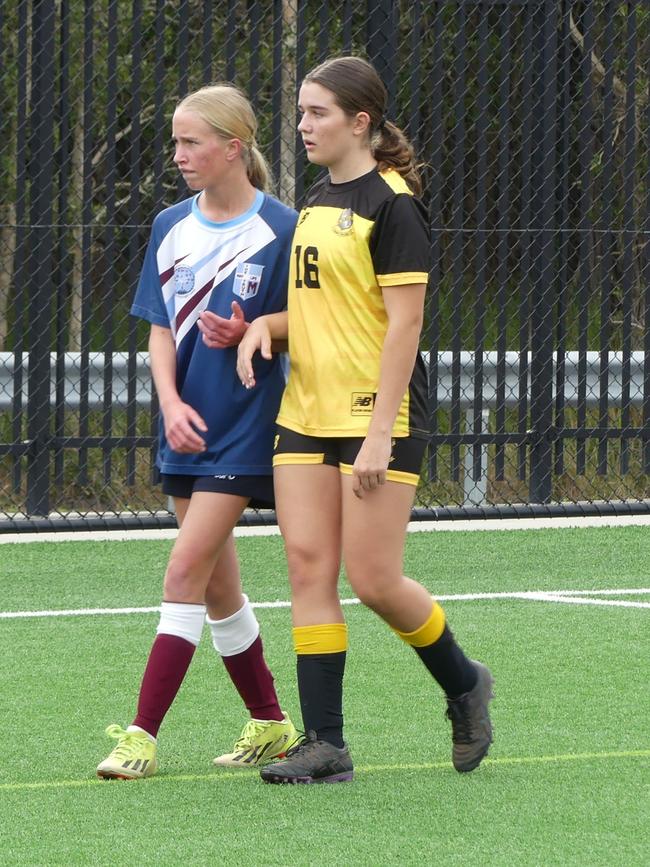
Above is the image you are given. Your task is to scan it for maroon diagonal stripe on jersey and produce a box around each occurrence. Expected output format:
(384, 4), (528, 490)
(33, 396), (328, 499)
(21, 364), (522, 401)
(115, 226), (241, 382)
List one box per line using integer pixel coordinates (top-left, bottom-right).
(160, 254), (189, 287)
(175, 276), (216, 332)
(175, 248), (250, 332)
(217, 249), (250, 275)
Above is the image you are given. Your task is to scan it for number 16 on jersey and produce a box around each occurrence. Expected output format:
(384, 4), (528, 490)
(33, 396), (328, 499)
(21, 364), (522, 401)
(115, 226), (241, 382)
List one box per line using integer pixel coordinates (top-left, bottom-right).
(294, 245), (320, 289)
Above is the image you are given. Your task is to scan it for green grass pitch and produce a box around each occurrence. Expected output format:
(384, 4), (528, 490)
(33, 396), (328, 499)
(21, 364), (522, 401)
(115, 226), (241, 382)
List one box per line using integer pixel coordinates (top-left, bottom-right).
(0, 525), (648, 866)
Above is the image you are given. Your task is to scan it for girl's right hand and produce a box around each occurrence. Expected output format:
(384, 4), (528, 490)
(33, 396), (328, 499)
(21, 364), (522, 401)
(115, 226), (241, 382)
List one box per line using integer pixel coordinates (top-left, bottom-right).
(237, 318), (273, 389)
(161, 399), (208, 453)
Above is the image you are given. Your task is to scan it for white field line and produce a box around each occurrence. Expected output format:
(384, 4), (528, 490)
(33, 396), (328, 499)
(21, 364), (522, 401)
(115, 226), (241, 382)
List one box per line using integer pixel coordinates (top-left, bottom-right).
(1, 588), (649, 620)
(519, 592), (650, 609)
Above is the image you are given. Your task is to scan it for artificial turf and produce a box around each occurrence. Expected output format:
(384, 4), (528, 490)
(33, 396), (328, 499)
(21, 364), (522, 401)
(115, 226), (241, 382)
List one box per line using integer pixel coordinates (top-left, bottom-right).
(0, 525), (648, 865)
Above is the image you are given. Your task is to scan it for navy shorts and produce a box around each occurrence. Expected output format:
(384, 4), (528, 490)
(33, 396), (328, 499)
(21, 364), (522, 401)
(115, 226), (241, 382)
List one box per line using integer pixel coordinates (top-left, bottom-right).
(160, 473), (275, 508)
(272, 425), (427, 487)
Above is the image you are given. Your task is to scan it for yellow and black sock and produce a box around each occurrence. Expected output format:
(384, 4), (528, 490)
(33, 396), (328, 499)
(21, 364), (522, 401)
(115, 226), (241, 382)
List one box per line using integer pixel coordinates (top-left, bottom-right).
(394, 602), (477, 698)
(294, 623), (348, 748)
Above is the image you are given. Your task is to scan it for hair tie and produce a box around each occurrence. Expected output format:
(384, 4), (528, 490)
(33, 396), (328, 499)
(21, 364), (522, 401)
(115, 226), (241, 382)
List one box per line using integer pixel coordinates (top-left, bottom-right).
(378, 115), (388, 130)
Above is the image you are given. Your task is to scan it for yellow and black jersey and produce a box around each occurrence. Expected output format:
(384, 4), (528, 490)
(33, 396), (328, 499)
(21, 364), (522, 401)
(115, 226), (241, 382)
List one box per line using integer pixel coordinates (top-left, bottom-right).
(277, 166), (430, 439)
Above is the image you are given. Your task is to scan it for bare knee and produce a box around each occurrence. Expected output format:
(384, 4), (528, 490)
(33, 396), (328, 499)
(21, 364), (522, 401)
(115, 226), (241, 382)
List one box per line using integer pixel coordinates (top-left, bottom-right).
(163, 550), (209, 602)
(349, 570), (400, 617)
(284, 540), (340, 600)
(354, 584), (391, 615)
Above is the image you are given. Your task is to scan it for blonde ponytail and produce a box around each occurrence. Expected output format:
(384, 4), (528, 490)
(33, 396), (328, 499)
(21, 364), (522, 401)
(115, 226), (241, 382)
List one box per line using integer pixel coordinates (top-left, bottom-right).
(246, 144), (272, 193)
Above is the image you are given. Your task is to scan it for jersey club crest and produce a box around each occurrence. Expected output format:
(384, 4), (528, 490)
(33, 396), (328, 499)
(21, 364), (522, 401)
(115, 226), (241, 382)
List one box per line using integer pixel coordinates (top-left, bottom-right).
(334, 208), (353, 234)
(174, 264), (196, 296)
(233, 262), (264, 300)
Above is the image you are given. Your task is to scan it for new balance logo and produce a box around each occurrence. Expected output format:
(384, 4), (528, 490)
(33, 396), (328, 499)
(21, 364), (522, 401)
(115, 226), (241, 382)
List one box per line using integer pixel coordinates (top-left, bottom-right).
(351, 393), (375, 414)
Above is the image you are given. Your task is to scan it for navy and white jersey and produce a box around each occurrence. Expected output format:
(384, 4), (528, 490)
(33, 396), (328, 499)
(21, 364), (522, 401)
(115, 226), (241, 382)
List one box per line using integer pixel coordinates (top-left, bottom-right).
(131, 190), (297, 476)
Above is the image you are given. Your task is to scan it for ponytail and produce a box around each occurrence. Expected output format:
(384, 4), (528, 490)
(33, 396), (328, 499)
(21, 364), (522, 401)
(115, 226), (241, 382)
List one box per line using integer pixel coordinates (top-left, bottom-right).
(372, 120), (422, 196)
(245, 144), (272, 193)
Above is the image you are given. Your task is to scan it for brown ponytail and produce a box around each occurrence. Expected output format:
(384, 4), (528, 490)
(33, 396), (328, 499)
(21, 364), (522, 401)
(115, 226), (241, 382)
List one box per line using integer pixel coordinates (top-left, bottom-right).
(304, 56), (422, 195)
(372, 120), (422, 196)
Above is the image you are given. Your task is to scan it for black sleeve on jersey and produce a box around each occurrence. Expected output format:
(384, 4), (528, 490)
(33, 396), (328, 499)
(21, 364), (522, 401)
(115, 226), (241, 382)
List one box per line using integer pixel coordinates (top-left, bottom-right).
(369, 193), (430, 279)
(301, 173), (329, 209)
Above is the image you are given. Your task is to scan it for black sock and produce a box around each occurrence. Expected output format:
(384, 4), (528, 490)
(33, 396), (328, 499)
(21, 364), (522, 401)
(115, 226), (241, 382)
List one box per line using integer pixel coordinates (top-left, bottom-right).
(413, 625), (478, 699)
(296, 652), (346, 748)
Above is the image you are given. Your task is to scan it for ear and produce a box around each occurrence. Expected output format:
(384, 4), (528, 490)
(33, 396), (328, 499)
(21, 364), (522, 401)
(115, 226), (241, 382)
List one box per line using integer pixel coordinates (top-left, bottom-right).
(352, 111), (372, 137)
(224, 138), (242, 162)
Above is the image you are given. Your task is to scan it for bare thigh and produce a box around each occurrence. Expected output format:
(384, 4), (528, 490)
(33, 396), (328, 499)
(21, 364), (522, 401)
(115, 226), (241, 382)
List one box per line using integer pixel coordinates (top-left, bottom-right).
(164, 491), (248, 607)
(341, 477), (433, 632)
(274, 464), (343, 627)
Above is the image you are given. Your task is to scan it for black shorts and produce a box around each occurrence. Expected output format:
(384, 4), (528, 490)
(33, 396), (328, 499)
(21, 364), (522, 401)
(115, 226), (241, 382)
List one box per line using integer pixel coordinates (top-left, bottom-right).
(272, 425), (427, 487)
(160, 473), (275, 509)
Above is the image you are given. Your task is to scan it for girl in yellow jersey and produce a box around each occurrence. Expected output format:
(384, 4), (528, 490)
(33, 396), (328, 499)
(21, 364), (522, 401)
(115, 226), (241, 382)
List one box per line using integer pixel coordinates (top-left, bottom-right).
(235, 57), (494, 784)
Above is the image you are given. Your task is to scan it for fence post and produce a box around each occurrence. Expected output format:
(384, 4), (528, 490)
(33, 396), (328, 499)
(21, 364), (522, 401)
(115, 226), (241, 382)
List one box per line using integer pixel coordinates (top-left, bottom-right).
(366, 0), (398, 116)
(528, 0), (558, 504)
(25, 0), (56, 516)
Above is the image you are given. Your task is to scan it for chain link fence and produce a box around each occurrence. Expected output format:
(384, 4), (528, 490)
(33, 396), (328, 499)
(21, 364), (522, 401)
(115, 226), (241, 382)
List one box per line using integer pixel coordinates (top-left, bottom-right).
(0, 0), (648, 530)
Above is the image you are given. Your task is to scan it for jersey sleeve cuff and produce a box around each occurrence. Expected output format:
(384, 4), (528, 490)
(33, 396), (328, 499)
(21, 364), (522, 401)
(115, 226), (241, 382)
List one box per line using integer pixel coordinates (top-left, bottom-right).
(376, 271), (429, 287)
(130, 305), (170, 327)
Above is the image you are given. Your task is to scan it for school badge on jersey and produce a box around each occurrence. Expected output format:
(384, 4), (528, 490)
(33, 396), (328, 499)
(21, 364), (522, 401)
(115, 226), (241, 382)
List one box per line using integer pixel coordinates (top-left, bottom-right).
(174, 264), (196, 296)
(233, 262), (264, 300)
(334, 208), (354, 235)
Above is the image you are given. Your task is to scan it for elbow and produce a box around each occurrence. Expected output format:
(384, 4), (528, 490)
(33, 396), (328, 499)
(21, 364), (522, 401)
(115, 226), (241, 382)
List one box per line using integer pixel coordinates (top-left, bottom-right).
(388, 314), (423, 343)
(411, 310), (424, 333)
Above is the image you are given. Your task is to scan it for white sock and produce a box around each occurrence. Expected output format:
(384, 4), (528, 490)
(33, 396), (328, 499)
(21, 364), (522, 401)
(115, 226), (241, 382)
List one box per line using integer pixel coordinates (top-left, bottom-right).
(207, 594), (260, 657)
(156, 601), (206, 647)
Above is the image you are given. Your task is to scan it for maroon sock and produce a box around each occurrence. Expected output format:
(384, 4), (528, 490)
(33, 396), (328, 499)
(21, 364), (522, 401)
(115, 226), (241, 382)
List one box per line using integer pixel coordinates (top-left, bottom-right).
(132, 633), (196, 737)
(220, 635), (283, 721)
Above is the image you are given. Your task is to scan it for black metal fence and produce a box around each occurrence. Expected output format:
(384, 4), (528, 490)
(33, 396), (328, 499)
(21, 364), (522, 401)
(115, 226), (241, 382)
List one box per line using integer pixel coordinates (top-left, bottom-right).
(0, 0), (648, 531)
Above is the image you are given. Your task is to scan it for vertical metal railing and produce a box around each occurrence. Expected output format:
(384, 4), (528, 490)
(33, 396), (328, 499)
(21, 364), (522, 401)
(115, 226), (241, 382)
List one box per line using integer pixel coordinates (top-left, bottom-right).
(426, 1), (444, 486)
(78, 0), (94, 488)
(53, 0), (70, 493)
(11, 0), (29, 495)
(553, 1), (572, 481)
(576, 1), (596, 478)
(494, 2), (511, 485)
(619, 3), (639, 476)
(528, 0), (558, 504)
(25, 0), (56, 516)
(598, 6), (616, 478)
(102, 0), (119, 487)
(126, 0), (144, 488)
(644, 10), (650, 475)
(517, 5), (535, 486)
(469, 5), (489, 492)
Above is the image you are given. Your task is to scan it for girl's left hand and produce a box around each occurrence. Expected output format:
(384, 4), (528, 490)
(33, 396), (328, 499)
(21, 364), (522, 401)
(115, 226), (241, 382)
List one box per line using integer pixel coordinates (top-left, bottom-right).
(236, 317), (273, 388)
(198, 302), (249, 348)
(352, 434), (392, 499)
